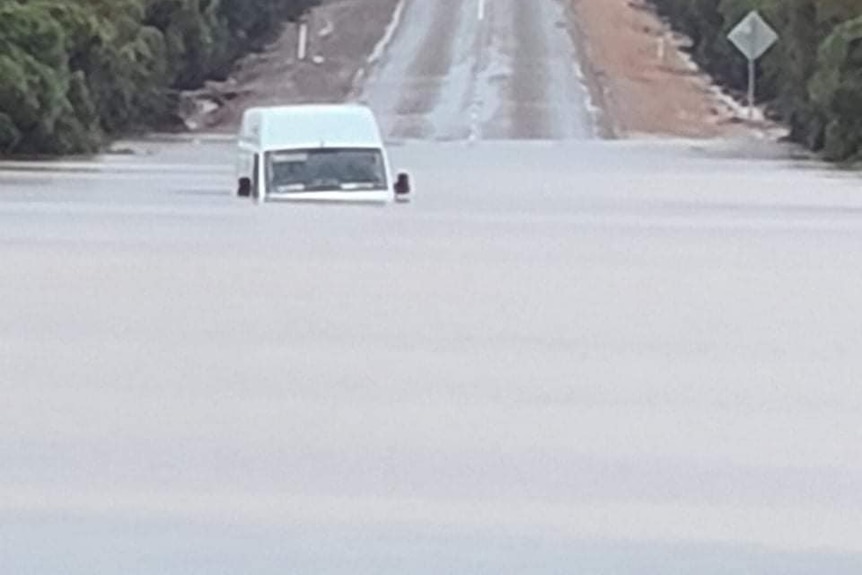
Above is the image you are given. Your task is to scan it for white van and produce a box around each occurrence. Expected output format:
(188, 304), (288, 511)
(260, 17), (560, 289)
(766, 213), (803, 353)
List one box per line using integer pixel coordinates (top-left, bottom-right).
(236, 104), (410, 203)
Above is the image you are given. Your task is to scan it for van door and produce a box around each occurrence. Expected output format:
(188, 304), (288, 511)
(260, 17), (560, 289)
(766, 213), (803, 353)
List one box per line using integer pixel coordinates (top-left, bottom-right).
(252, 153), (260, 200)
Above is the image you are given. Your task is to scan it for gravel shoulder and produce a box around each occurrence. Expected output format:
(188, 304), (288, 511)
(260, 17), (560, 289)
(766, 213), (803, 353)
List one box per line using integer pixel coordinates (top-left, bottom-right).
(570, 0), (778, 139)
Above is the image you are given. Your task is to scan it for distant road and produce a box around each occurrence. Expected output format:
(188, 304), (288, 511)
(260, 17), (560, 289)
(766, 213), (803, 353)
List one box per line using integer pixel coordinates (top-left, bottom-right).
(359, 0), (595, 140)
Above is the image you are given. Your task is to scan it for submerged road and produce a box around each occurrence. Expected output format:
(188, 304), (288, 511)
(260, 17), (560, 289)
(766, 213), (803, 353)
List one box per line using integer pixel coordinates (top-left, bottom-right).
(359, 0), (595, 140)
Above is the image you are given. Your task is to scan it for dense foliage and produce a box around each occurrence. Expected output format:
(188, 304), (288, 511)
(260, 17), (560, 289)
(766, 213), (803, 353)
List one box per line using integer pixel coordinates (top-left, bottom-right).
(0, 0), (317, 155)
(650, 0), (862, 161)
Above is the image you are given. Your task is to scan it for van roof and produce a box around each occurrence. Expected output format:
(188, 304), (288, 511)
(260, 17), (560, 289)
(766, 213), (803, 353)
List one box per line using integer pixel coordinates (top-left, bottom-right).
(240, 104), (384, 150)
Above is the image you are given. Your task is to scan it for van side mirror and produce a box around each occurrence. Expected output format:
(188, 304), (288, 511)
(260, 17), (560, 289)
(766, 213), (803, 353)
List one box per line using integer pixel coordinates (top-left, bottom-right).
(394, 172), (411, 201)
(237, 177), (251, 198)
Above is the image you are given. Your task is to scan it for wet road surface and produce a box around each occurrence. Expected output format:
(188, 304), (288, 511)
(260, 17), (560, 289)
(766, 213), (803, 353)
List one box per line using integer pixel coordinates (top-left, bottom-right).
(2, 138), (862, 574)
(359, 0), (595, 140)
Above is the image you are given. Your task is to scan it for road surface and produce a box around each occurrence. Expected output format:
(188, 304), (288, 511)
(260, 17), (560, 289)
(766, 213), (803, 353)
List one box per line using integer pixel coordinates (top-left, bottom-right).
(359, 0), (596, 140)
(1, 137), (862, 573)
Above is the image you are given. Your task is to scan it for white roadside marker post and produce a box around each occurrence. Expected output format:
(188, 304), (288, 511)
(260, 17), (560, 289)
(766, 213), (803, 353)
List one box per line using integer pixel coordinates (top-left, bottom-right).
(297, 17), (309, 61)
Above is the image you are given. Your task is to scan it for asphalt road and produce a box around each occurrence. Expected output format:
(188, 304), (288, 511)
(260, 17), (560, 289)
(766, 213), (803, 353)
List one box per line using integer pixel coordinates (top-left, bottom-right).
(359, 0), (595, 140)
(1, 137), (862, 574)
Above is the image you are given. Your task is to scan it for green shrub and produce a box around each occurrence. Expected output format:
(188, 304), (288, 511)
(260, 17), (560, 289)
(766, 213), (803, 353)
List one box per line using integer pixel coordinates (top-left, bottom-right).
(0, 0), (318, 155)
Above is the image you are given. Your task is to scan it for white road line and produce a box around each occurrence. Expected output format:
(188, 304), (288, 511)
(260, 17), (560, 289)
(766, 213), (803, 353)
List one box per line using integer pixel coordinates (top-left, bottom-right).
(469, 0), (491, 142)
(365, 0), (407, 68)
(350, 0), (408, 99)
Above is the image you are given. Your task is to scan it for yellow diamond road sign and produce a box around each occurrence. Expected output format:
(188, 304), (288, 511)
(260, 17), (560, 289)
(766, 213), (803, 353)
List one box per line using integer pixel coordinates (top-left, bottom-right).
(728, 11), (778, 61)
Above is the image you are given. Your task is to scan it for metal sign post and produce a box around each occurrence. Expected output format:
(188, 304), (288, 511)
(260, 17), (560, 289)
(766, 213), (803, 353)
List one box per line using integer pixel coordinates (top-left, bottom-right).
(748, 56), (755, 121)
(728, 11), (778, 122)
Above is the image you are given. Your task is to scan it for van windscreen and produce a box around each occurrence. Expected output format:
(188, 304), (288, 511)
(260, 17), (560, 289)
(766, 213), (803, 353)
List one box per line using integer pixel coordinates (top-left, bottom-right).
(266, 148), (387, 193)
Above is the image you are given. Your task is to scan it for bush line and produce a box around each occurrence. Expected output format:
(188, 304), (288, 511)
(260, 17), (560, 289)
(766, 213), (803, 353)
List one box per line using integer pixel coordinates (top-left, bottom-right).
(0, 0), (318, 155)
(649, 0), (862, 161)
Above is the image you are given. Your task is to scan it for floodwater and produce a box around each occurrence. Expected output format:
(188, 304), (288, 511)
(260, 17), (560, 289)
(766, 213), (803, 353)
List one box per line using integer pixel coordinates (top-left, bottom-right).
(1, 137), (861, 574)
